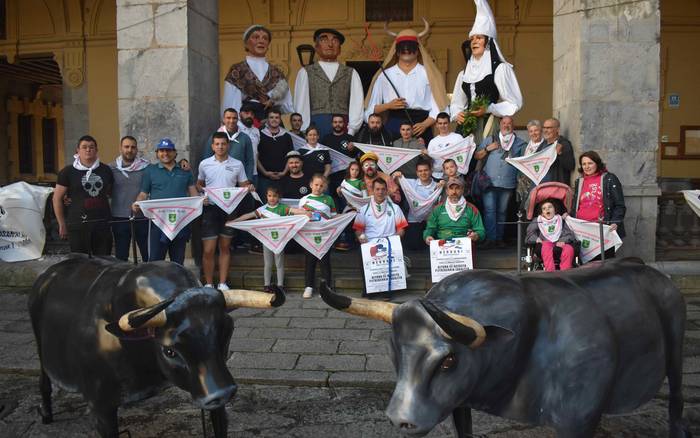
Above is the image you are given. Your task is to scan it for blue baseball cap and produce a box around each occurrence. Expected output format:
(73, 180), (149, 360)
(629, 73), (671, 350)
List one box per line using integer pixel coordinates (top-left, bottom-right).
(156, 138), (176, 150)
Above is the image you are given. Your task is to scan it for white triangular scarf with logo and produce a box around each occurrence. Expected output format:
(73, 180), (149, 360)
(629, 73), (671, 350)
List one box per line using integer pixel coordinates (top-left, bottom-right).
(255, 204), (283, 218)
(524, 139), (544, 157)
(682, 190), (700, 218)
(499, 132), (516, 152)
(217, 125), (240, 142)
(352, 143), (422, 174)
(137, 196), (204, 241)
(299, 196), (333, 219)
(289, 132), (356, 174)
(505, 144), (557, 185)
(445, 196), (468, 221)
(203, 187), (249, 214)
(537, 214), (563, 243)
(228, 215), (309, 255)
(398, 177), (442, 223)
(428, 135), (476, 174)
(565, 216), (623, 263)
(340, 180), (371, 210)
(114, 156), (150, 178)
(73, 154), (100, 180)
(293, 212), (357, 260)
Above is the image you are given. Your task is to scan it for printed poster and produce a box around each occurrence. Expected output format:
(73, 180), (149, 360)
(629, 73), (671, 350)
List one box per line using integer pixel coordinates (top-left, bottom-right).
(360, 235), (407, 294)
(429, 237), (473, 283)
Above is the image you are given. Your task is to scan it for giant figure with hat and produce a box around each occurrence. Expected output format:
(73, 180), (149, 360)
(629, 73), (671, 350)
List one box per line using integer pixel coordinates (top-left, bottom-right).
(365, 18), (449, 143)
(449, 0), (523, 145)
(293, 28), (364, 139)
(222, 25), (293, 123)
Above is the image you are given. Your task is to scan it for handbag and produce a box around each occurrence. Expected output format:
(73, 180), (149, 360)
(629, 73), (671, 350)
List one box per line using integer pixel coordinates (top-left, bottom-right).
(470, 146), (493, 197)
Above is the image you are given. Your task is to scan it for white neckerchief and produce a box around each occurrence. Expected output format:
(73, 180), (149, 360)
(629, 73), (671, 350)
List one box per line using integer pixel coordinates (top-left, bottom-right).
(371, 198), (388, 219)
(446, 196), (467, 221)
(463, 48), (493, 84)
(114, 155), (149, 178)
(341, 179), (364, 197)
(246, 55), (269, 82)
(256, 203), (281, 218)
(537, 214), (563, 242)
(525, 138), (543, 156)
(217, 125), (240, 142)
(73, 154), (100, 180)
(499, 132), (515, 151)
(261, 126), (287, 138)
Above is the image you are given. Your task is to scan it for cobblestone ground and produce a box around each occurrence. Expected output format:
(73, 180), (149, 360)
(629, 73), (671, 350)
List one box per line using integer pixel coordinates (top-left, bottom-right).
(0, 288), (698, 437)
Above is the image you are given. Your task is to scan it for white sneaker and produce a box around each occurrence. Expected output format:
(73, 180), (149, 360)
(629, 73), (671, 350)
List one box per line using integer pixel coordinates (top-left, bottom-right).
(204, 283), (214, 288)
(303, 287), (313, 298)
(217, 283), (230, 291)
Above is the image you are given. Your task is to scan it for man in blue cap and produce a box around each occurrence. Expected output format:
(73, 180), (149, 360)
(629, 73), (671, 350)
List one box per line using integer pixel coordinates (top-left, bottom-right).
(132, 138), (199, 264)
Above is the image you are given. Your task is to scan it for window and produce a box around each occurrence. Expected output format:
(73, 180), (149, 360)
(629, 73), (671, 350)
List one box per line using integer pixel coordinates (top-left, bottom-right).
(0, 0), (6, 40)
(18, 115), (33, 174)
(366, 0), (413, 22)
(42, 118), (57, 174)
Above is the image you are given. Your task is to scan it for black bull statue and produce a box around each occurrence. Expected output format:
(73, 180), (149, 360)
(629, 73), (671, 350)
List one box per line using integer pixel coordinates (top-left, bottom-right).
(29, 255), (285, 438)
(321, 258), (692, 438)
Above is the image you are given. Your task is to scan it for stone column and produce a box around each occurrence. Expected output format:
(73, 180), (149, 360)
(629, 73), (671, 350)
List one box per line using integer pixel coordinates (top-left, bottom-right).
(553, 0), (661, 261)
(117, 0), (219, 164)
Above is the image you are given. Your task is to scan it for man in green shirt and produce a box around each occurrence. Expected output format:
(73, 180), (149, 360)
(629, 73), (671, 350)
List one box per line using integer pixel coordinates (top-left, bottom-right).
(424, 177), (485, 244)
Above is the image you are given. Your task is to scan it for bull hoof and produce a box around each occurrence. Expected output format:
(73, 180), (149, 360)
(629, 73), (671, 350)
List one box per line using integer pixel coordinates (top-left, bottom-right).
(36, 406), (53, 424)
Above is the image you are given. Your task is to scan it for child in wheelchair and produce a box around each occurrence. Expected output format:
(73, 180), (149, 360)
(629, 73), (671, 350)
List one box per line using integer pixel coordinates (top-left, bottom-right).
(525, 198), (577, 271)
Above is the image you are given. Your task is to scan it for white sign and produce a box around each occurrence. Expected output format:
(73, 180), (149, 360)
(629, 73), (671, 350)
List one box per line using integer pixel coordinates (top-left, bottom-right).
(203, 187), (248, 214)
(228, 215), (309, 255)
(360, 235), (407, 294)
(428, 135), (476, 174)
(137, 196), (204, 241)
(293, 212), (357, 260)
(352, 143), (422, 175)
(429, 237), (473, 283)
(565, 216), (623, 263)
(505, 144), (557, 185)
(0, 182), (53, 262)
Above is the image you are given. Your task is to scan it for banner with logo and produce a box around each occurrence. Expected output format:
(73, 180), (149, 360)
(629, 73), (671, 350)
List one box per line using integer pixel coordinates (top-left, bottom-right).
(428, 136), (476, 174)
(228, 215), (309, 255)
(682, 190), (700, 218)
(505, 144), (557, 185)
(340, 188), (371, 210)
(293, 212), (356, 260)
(352, 143), (422, 175)
(203, 187), (248, 214)
(137, 196), (204, 241)
(0, 182), (53, 262)
(429, 238), (473, 283)
(290, 132), (356, 174)
(360, 235), (407, 294)
(398, 177), (442, 223)
(565, 216), (623, 263)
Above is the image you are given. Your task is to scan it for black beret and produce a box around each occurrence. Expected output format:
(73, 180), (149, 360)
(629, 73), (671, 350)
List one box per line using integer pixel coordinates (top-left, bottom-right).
(313, 28), (345, 45)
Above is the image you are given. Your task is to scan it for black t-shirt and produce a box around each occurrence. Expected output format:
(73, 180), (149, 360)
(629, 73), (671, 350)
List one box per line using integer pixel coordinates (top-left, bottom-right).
(321, 132), (359, 159)
(56, 163), (114, 229)
(278, 174), (311, 199)
(258, 131), (294, 173)
(299, 147), (331, 177)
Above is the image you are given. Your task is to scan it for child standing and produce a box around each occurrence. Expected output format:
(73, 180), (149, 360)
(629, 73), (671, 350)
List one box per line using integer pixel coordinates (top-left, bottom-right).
(337, 161), (367, 210)
(525, 199), (577, 271)
(299, 174), (337, 298)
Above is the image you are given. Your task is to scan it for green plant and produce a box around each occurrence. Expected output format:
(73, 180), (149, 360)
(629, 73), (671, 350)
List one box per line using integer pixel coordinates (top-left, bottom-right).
(457, 95), (491, 137)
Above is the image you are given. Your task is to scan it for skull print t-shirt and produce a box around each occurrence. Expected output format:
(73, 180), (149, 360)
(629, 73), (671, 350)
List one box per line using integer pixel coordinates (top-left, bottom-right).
(57, 163), (114, 229)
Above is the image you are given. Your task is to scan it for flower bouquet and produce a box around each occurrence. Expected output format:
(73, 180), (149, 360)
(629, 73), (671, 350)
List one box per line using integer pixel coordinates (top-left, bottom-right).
(457, 95), (490, 137)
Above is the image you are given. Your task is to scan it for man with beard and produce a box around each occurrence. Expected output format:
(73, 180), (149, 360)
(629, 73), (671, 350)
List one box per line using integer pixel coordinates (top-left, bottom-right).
(322, 114), (358, 198)
(257, 108), (294, 198)
(222, 25), (293, 123)
(109, 135), (150, 261)
(365, 20), (448, 143)
(203, 108), (255, 181)
(294, 28), (363, 138)
(279, 151), (311, 200)
(238, 102), (261, 185)
(540, 117), (575, 185)
(355, 113), (393, 146)
(361, 152), (401, 203)
(424, 177), (484, 243)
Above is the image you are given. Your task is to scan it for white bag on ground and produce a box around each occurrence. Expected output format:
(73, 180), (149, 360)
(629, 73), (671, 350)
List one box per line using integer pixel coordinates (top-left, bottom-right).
(0, 182), (54, 262)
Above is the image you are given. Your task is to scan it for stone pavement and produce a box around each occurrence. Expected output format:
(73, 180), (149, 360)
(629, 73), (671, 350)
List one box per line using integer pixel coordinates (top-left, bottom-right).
(0, 287), (699, 437)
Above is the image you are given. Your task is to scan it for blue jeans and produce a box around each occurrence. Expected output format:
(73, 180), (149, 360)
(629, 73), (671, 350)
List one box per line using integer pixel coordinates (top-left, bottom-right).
(482, 187), (513, 241)
(148, 222), (190, 265)
(112, 217), (149, 262)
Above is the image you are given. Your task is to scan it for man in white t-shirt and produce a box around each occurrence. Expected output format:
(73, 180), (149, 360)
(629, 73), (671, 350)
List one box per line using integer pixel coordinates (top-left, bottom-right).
(354, 178), (408, 242)
(427, 112), (464, 179)
(197, 132), (254, 291)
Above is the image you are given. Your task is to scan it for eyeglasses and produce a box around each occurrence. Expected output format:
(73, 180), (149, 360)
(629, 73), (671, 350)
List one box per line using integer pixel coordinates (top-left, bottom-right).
(543, 126), (556, 129)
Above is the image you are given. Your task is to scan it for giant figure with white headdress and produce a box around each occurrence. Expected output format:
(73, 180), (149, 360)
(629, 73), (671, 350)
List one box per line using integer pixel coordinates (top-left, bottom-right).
(449, 0), (523, 145)
(365, 19), (449, 143)
(222, 25), (294, 122)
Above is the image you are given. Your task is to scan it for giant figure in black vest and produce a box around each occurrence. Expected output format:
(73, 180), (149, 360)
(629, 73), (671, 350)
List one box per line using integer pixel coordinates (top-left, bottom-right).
(293, 28), (364, 139)
(449, 0), (523, 146)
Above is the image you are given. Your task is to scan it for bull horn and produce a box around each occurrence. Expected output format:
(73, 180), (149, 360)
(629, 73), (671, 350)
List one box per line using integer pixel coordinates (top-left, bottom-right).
(418, 17), (430, 38)
(117, 298), (174, 332)
(222, 286), (285, 309)
(320, 281), (397, 323)
(420, 300), (486, 348)
(383, 21), (398, 37)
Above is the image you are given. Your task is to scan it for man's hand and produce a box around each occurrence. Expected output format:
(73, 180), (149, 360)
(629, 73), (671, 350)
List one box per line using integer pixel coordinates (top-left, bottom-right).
(556, 143), (563, 155)
(425, 236), (434, 245)
(486, 142), (499, 152)
(131, 202), (141, 214)
(387, 98), (407, 110)
(58, 223), (68, 240)
(357, 233), (368, 244)
(437, 180), (446, 188)
(610, 223), (618, 231)
(467, 230), (478, 242)
(247, 184), (256, 193)
(391, 171), (403, 180)
(203, 197), (210, 206)
(469, 106), (487, 118)
(346, 142), (355, 151)
(455, 111), (466, 124)
(412, 120), (430, 137)
(417, 138), (426, 146)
